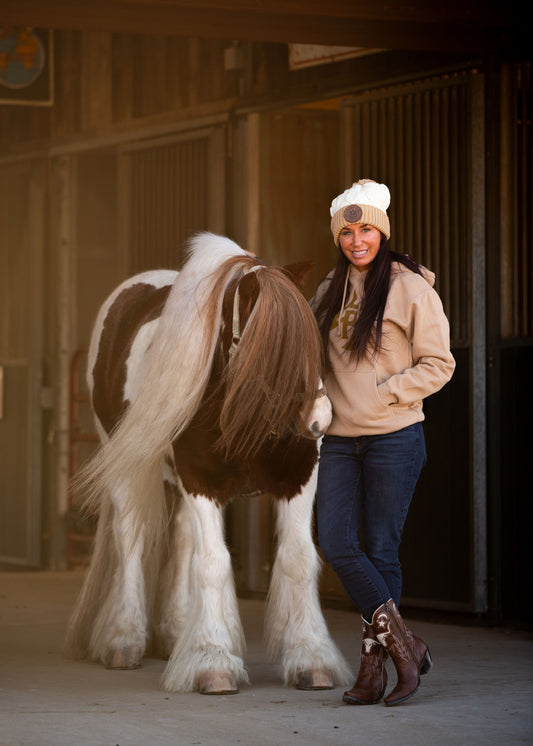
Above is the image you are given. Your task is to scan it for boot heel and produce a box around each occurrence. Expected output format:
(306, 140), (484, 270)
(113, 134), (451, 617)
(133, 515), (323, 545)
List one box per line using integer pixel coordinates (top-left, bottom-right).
(420, 649), (432, 675)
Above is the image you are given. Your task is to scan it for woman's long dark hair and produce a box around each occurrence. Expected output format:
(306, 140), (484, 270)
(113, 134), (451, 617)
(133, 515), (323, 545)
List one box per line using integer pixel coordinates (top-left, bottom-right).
(314, 236), (422, 364)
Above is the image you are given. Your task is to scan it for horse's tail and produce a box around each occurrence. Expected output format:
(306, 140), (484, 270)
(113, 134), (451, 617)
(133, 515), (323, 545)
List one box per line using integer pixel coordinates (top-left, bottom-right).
(217, 265), (324, 459)
(73, 233), (253, 549)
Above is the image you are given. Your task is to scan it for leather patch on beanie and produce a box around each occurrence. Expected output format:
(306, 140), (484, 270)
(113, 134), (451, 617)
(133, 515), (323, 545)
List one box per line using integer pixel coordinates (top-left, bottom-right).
(343, 204), (363, 223)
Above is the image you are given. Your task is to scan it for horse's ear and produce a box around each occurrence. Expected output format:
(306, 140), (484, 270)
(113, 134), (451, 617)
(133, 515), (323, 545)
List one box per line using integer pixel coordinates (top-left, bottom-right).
(283, 261), (314, 291)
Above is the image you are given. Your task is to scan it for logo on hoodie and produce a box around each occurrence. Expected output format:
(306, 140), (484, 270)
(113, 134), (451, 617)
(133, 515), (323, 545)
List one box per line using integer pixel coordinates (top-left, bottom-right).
(331, 289), (361, 348)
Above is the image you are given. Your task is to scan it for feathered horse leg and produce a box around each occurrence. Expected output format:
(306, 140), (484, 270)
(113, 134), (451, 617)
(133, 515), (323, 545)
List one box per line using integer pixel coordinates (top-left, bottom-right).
(161, 488), (248, 694)
(66, 479), (152, 670)
(265, 460), (353, 689)
(156, 485), (195, 659)
(87, 480), (149, 670)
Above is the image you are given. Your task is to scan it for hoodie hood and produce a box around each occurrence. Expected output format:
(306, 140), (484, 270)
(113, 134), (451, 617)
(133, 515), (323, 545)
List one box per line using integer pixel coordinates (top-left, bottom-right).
(391, 261), (435, 287)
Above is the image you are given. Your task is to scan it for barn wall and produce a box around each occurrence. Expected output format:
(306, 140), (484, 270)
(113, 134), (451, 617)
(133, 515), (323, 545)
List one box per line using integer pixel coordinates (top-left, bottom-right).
(0, 32), (240, 149)
(1, 28), (530, 623)
(0, 30), (479, 575)
(0, 30), (472, 155)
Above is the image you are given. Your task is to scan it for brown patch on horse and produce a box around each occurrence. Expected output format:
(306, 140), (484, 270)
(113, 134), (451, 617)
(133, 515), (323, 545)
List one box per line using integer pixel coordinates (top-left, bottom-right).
(92, 282), (171, 435)
(251, 436), (318, 500)
(173, 409), (318, 505)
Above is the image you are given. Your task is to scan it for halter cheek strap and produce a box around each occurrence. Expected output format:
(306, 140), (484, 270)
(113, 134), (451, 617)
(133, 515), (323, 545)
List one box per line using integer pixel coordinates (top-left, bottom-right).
(229, 264), (263, 360)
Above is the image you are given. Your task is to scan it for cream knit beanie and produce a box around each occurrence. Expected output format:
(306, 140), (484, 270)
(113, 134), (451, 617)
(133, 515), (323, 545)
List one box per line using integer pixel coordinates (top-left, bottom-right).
(330, 179), (391, 245)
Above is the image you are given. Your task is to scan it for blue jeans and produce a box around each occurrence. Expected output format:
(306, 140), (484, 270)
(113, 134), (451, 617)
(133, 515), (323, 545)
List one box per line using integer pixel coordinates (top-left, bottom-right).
(316, 423), (427, 621)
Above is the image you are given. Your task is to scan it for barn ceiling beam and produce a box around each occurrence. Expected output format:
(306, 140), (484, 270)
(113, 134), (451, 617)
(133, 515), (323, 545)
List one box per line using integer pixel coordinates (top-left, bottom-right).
(1, 0), (523, 55)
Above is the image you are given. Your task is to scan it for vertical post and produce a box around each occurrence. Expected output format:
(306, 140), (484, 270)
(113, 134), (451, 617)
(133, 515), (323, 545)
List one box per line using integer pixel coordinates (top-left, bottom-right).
(50, 154), (77, 568)
(470, 72), (488, 613)
(28, 159), (46, 566)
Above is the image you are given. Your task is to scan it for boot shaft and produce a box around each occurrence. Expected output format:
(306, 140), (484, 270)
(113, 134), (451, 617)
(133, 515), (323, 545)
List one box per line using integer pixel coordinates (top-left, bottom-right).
(372, 600), (424, 667)
(343, 615), (387, 705)
(370, 599), (432, 706)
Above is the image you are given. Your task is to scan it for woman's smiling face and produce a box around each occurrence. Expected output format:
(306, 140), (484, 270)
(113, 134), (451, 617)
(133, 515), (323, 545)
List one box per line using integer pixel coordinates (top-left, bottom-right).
(338, 224), (382, 271)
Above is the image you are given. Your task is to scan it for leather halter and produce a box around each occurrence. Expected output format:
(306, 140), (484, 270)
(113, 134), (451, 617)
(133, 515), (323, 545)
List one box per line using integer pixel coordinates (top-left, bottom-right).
(228, 264), (263, 360)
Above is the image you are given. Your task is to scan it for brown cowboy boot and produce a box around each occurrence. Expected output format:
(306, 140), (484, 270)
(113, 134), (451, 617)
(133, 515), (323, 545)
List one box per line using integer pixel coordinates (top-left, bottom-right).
(343, 618), (388, 705)
(371, 599), (432, 706)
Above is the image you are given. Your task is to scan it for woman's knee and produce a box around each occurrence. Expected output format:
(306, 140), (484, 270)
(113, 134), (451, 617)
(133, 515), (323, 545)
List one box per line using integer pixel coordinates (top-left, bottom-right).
(317, 521), (361, 570)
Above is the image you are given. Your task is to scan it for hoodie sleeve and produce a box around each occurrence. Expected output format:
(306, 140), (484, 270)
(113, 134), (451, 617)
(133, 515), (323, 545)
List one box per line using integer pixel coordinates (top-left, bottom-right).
(377, 283), (456, 406)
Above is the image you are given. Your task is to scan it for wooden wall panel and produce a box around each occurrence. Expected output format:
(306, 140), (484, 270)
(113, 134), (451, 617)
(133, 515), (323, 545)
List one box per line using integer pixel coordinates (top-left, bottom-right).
(111, 34), (135, 122)
(52, 30), (83, 136)
(257, 108), (340, 298)
(81, 32), (113, 131)
(0, 365), (30, 561)
(166, 36), (191, 110)
(0, 160), (45, 566)
(0, 101), (50, 150)
(0, 163), (34, 357)
(135, 35), (172, 117)
(0, 30), (241, 151)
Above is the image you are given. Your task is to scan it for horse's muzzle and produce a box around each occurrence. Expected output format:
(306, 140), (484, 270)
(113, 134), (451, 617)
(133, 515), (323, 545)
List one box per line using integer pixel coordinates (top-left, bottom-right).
(307, 420), (327, 440)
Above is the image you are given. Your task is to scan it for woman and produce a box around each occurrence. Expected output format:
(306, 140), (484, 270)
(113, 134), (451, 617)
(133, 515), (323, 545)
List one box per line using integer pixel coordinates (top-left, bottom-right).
(312, 179), (455, 706)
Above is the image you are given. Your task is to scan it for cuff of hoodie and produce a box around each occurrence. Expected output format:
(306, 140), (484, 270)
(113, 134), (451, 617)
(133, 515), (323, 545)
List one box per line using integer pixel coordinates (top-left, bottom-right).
(377, 382), (398, 406)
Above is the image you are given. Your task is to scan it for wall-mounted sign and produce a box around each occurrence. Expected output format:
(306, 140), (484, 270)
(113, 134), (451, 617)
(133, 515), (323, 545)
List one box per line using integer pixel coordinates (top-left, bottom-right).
(0, 28), (53, 106)
(289, 44), (383, 71)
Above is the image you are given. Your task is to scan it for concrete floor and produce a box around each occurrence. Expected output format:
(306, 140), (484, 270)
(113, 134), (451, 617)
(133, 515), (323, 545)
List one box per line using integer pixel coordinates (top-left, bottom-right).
(0, 571), (532, 746)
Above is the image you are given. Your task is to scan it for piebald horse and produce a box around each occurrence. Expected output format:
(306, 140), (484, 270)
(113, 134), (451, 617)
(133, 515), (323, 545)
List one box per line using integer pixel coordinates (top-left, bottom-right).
(65, 232), (352, 694)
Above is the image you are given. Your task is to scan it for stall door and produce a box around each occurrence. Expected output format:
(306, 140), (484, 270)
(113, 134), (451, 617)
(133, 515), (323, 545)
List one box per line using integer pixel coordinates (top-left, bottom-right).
(338, 70), (486, 613)
(0, 160), (45, 566)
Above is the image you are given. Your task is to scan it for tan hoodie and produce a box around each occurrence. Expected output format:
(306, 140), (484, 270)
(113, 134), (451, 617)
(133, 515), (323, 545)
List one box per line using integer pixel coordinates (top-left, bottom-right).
(316, 261), (456, 437)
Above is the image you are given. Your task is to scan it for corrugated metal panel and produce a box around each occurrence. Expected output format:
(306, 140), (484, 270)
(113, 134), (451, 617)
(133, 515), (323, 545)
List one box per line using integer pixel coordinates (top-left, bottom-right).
(341, 73), (472, 345)
(120, 128), (225, 273)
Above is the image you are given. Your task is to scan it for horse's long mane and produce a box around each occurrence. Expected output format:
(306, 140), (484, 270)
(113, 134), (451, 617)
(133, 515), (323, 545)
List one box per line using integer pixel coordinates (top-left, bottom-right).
(212, 261), (324, 459)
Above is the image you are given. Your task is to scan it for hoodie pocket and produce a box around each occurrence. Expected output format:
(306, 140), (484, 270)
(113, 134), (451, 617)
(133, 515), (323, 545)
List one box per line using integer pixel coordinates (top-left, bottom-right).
(328, 368), (392, 427)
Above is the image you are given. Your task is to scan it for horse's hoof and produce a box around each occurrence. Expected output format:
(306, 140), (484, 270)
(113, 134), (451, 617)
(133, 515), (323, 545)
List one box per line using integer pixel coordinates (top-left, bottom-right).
(296, 670), (334, 690)
(104, 645), (143, 670)
(198, 671), (239, 695)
